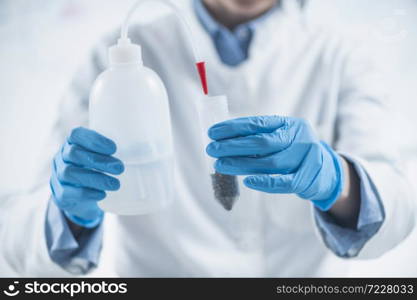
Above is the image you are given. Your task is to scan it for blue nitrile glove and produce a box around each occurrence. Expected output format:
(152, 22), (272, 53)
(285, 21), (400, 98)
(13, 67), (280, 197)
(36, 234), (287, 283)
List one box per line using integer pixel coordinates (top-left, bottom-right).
(206, 116), (344, 211)
(50, 127), (124, 228)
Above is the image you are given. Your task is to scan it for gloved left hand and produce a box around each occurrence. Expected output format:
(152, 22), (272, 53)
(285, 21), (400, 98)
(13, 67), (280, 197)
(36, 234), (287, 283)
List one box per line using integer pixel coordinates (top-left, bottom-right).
(206, 115), (344, 211)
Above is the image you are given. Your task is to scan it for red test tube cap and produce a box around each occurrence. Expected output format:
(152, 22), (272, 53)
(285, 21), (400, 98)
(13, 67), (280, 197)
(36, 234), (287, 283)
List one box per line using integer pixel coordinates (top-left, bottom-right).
(196, 61), (208, 95)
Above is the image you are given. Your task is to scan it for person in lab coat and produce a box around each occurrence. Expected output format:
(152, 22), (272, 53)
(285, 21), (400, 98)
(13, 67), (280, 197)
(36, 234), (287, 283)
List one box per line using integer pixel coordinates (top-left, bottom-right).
(1, 0), (415, 277)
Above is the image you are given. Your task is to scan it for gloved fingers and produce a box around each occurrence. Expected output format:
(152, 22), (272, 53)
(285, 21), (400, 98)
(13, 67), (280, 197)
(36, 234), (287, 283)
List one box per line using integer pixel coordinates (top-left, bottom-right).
(62, 142), (124, 175)
(208, 115), (291, 140)
(243, 174), (296, 194)
(64, 201), (104, 223)
(67, 127), (117, 155)
(63, 185), (106, 202)
(51, 160), (105, 223)
(56, 160), (120, 191)
(206, 129), (292, 158)
(213, 151), (297, 175)
(52, 184), (106, 209)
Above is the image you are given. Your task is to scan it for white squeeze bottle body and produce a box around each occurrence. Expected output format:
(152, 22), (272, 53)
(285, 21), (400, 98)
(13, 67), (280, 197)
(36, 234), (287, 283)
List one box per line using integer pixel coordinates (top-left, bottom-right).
(89, 38), (174, 215)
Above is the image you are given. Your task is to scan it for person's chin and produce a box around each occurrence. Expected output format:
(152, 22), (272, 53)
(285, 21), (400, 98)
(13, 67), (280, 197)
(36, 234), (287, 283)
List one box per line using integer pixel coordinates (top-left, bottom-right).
(229, 1), (274, 17)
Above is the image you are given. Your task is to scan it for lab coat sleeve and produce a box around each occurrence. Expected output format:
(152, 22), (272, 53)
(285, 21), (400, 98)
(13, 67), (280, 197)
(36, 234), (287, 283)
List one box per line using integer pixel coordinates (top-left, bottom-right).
(45, 198), (103, 275)
(314, 155), (384, 258)
(0, 32), (117, 276)
(328, 44), (416, 259)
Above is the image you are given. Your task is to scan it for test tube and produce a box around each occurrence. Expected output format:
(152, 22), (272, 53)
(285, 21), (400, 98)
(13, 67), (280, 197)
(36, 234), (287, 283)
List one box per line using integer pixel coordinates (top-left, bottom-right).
(198, 95), (240, 211)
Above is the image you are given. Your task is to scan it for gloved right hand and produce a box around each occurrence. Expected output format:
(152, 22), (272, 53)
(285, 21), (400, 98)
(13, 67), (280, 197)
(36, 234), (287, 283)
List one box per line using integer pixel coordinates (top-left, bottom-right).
(50, 127), (124, 228)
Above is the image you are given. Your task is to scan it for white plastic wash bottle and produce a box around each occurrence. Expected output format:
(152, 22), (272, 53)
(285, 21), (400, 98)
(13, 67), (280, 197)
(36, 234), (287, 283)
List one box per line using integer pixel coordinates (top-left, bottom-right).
(89, 38), (174, 215)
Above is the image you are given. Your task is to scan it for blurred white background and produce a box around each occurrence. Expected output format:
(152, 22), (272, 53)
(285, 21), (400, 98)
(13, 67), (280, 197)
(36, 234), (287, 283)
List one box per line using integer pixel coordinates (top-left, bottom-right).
(0, 0), (416, 277)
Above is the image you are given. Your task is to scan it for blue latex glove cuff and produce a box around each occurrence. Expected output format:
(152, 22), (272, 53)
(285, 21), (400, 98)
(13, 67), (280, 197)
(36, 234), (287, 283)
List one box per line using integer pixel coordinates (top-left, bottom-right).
(311, 141), (345, 211)
(64, 211), (104, 229)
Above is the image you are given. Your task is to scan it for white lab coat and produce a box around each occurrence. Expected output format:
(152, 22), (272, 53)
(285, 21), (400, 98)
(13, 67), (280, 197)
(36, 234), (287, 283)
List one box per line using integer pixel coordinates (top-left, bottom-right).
(1, 0), (415, 277)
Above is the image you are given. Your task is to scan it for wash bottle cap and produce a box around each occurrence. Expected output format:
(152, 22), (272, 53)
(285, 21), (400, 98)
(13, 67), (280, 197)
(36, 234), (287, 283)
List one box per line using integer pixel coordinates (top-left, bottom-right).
(109, 38), (142, 65)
